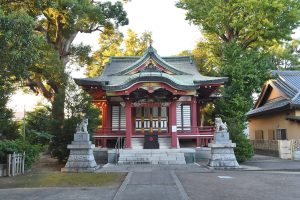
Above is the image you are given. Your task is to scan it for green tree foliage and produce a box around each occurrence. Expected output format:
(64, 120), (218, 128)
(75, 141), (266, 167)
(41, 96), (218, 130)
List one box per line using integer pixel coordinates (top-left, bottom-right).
(0, 108), (19, 140)
(0, 139), (44, 169)
(0, 1), (128, 160)
(269, 39), (300, 69)
(215, 44), (272, 162)
(178, 0), (300, 162)
(0, 8), (40, 140)
(50, 80), (100, 162)
(177, 0), (300, 49)
(25, 106), (53, 145)
(87, 27), (152, 77)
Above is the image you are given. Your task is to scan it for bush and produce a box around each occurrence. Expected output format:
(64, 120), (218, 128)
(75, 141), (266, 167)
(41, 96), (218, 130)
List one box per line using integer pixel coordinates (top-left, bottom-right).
(0, 107), (20, 140)
(25, 106), (53, 145)
(231, 134), (254, 163)
(49, 117), (75, 163)
(0, 139), (44, 169)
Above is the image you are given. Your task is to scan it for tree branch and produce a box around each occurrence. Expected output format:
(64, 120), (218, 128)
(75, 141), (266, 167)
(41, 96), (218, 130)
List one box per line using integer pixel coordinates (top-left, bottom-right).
(80, 25), (105, 33)
(220, 34), (229, 42)
(42, 11), (55, 45)
(25, 78), (54, 101)
(34, 24), (47, 34)
(242, 36), (258, 49)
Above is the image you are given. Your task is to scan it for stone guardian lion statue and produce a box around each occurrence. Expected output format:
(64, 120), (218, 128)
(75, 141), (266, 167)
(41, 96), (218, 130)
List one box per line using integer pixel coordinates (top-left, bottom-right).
(76, 118), (88, 133)
(215, 117), (228, 132)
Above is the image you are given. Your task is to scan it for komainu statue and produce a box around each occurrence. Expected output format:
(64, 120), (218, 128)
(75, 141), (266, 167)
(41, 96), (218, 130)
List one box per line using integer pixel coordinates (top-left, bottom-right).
(215, 117), (228, 132)
(76, 118), (88, 133)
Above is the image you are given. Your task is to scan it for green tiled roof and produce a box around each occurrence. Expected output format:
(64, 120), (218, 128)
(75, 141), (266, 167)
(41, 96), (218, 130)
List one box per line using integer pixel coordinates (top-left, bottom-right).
(74, 46), (227, 91)
(247, 70), (300, 117)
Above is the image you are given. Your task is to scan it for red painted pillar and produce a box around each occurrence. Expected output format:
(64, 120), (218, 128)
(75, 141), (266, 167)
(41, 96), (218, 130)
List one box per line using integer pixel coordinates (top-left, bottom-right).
(103, 138), (107, 148)
(106, 102), (111, 129)
(170, 101), (178, 148)
(191, 96), (197, 134)
(125, 101), (132, 148)
(102, 103), (107, 128)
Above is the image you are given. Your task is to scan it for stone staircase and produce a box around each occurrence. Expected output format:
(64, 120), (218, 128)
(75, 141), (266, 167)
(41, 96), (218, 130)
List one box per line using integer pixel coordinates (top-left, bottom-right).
(131, 138), (144, 149)
(117, 149), (186, 165)
(131, 137), (173, 149)
(158, 137), (172, 149)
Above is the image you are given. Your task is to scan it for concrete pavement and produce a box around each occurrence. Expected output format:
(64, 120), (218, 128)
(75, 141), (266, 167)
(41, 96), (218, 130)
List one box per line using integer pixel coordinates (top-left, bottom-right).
(177, 170), (300, 200)
(99, 164), (208, 200)
(1, 155), (300, 200)
(242, 154), (300, 171)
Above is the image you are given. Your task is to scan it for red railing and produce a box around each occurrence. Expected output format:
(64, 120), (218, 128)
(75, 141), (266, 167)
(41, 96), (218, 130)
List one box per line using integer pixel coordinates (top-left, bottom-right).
(177, 126), (214, 135)
(94, 127), (126, 137)
(177, 126), (214, 147)
(94, 126), (215, 146)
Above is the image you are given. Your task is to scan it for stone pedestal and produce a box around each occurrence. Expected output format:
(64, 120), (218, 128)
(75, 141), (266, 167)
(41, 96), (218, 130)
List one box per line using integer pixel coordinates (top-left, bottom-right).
(61, 132), (99, 172)
(208, 131), (239, 169)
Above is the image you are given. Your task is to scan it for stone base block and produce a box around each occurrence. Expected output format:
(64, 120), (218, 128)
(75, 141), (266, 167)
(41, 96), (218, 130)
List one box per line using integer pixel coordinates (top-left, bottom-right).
(211, 148), (234, 154)
(208, 147), (239, 169)
(293, 151), (300, 160)
(195, 147), (211, 160)
(208, 143), (236, 148)
(62, 131), (99, 172)
(208, 160), (239, 168)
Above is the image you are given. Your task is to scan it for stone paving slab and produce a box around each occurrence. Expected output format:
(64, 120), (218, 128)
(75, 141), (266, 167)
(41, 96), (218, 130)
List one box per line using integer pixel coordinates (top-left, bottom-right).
(113, 170), (188, 200)
(130, 171), (174, 185)
(108, 164), (204, 200)
(116, 184), (182, 200)
(97, 163), (210, 173)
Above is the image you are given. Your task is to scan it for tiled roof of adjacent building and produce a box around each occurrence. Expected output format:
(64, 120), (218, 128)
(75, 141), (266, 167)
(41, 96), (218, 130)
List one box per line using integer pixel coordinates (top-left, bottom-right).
(247, 70), (300, 117)
(74, 46), (228, 91)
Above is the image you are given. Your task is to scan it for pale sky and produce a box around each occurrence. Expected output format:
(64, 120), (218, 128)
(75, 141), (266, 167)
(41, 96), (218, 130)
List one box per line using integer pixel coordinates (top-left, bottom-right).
(8, 0), (300, 113)
(73, 0), (201, 56)
(9, 0), (200, 112)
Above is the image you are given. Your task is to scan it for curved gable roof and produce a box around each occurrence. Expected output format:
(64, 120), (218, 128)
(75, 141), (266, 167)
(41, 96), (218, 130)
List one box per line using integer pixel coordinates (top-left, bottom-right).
(247, 70), (300, 117)
(74, 45), (228, 91)
(111, 46), (190, 76)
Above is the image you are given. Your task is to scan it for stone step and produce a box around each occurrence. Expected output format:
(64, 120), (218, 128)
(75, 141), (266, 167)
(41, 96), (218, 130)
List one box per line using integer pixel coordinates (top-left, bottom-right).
(118, 157), (185, 162)
(117, 148), (187, 165)
(119, 152), (185, 157)
(118, 160), (186, 165)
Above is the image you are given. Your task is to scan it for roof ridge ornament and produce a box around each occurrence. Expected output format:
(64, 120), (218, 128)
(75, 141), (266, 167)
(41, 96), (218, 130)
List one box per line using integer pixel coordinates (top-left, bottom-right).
(146, 44), (156, 55)
(111, 44), (192, 76)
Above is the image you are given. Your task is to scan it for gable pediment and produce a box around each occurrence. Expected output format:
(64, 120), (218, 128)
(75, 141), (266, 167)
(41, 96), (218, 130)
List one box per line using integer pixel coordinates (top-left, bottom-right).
(114, 46), (190, 76)
(256, 82), (288, 108)
(127, 58), (174, 75)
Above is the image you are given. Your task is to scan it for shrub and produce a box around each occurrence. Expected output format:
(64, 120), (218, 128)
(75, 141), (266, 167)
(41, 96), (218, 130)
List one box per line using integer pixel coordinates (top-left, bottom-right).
(0, 139), (44, 169)
(25, 106), (53, 145)
(231, 134), (254, 163)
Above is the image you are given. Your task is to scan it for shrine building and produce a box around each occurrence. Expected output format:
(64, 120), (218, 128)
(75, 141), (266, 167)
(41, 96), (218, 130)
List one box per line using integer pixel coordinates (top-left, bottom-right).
(75, 46), (227, 150)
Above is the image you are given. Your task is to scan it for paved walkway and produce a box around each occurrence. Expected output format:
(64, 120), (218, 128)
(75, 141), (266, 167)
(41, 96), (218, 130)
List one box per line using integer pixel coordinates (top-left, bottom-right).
(97, 164), (208, 200)
(1, 155), (300, 200)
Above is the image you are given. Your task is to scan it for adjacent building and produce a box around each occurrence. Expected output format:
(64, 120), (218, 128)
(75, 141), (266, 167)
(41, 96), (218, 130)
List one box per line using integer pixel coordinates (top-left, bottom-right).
(247, 70), (300, 140)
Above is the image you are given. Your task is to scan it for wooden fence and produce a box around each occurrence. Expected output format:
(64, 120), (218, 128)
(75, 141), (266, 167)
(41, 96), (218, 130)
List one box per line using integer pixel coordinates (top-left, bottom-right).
(7, 152), (25, 176)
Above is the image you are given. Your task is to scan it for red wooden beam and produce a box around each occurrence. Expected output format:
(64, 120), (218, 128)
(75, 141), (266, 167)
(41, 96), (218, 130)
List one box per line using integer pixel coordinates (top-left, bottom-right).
(111, 82), (191, 96)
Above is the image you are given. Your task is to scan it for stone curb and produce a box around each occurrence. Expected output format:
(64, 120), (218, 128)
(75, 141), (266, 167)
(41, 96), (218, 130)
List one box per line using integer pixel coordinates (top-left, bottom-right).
(171, 171), (190, 200)
(112, 172), (132, 200)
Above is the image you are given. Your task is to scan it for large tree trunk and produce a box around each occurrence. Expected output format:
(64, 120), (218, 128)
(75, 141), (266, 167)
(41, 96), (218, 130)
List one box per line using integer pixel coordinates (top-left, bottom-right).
(51, 85), (66, 135)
